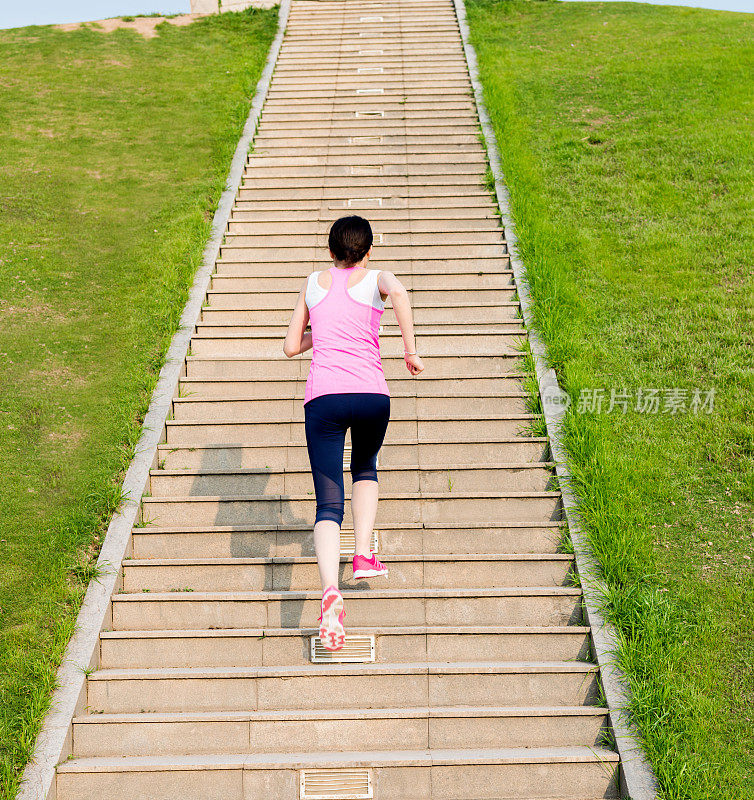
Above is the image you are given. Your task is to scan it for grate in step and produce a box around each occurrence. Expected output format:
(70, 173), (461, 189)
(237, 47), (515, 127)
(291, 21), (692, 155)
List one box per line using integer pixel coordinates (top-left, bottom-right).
(347, 197), (383, 207)
(340, 529), (379, 554)
(310, 634), (375, 663)
(300, 768), (373, 799)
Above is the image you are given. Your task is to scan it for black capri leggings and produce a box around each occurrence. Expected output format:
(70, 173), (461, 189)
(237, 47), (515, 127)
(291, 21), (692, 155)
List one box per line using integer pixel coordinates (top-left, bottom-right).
(304, 392), (391, 526)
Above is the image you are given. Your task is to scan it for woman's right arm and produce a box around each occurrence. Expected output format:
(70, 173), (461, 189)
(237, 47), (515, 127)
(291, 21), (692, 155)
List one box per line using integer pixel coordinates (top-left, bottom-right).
(378, 270), (424, 375)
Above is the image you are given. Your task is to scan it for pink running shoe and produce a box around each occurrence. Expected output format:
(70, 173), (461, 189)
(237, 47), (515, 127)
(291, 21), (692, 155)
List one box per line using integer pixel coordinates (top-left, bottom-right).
(318, 585), (345, 651)
(352, 552), (389, 580)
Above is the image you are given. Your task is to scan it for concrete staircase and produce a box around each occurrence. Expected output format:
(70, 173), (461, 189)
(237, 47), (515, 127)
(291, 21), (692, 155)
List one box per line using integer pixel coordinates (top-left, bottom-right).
(55, 0), (621, 797)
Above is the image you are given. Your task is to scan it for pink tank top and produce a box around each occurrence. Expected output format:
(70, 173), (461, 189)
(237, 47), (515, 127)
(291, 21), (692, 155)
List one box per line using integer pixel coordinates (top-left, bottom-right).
(304, 266), (389, 403)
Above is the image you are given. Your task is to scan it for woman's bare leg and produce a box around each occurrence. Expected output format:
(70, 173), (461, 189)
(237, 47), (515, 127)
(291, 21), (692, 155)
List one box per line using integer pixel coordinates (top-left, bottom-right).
(351, 479), (379, 557)
(313, 519), (341, 592)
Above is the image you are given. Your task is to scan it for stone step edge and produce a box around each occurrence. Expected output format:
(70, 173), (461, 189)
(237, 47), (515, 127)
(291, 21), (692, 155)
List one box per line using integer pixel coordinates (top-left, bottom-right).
(72, 705), (608, 725)
(193, 323), (524, 330)
(172, 393), (530, 402)
(163, 416), (540, 428)
(87, 661), (599, 681)
(133, 520), (565, 533)
(154, 440), (549, 454)
(140, 490), (559, 502)
(188, 331), (522, 341)
(177, 372), (529, 382)
(112, 587), (581, 602)
(183, 354), (523, 363)
(57, 745), (619, 773)
(123, 553), (573, 567)
(100, 625), (591, 640)
(149, 462), (555, 477)
(200, 301), (521, 310)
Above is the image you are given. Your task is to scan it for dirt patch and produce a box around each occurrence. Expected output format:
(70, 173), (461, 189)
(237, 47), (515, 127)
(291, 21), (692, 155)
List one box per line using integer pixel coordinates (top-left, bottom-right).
(47, 426), (85, 448)
(28, 363), (87, 390)
(1, 300), (68, 325)
(56, 14), (208, 40)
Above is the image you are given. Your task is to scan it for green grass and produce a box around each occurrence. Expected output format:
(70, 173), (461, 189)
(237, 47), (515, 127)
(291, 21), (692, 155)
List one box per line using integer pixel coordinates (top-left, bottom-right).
(466, 1), (753, 798)
(0, 8), (277, 796)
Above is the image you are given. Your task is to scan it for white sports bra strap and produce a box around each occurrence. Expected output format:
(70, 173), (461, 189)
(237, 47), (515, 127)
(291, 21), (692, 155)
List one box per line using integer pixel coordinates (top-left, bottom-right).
(305, 271), (327, 309)
(346, 269), (384, 310)
(306, 269), (384, 311)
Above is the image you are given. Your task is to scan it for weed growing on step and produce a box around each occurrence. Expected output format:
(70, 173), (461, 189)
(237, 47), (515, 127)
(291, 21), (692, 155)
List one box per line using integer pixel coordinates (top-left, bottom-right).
(0, 8), (277, 796)
(468, 1), (753, 796)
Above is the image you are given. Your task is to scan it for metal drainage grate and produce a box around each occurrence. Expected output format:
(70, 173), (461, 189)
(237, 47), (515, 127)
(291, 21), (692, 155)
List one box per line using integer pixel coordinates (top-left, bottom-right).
(340, 529), (379, 554)
(348, 136), (383, 145)
(350, 163), (384, 174)
(311, 634), (375, 663)
(300, 768), (373, 799)
(347, 196), (383, 207)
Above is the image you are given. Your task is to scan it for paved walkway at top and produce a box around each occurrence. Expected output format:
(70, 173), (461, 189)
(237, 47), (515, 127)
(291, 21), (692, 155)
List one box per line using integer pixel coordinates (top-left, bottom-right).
(54, 2), (622, 798)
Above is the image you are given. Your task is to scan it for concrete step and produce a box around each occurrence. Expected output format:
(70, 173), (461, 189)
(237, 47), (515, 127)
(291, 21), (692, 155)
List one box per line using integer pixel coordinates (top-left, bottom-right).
(99, 624), (591, 668)
(184, 352), (522, 380)
(260, 100), (480, 117)
(56, 747), (619, 800)
(121, 553), (573, 592)
(229, 206), (497, 221)
(199, 302), (522, 324)
(155, 436), (549, 470)
(131, 521), (566, 559)
(210, 269), (511, 288)
(139, 490), (560, 527)
(212, 261), (511, 277)
(85, 661), (599, 714)
(236, 184), (486, 200)
(226, 217), (498, 233)
(195, 320), (522, 335)
(247, 144), (483, 158)
(214, 253), (510, 268)
(189, 332), (521, 358)
(233, 192), (493, 206)
(170, 393), (530, 422)
(274, 52), (467, 64)
(147, 463), (554, 496)
(221, 231), (505, 246)
(111, 588), (580, 632)
(239, 169), (484, 186)
(252, 135), (480, 149)
(72, 705), (607, 757)
(254, 118), (478, 135)
(163, 416), (539, 447)
(245, 150), (485, 167)
(205, 286), (517, 308)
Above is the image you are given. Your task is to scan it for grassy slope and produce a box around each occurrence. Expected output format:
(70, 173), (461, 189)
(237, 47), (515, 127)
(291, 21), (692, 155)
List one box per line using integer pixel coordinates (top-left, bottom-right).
(466, 1), (753, 798)
(0, 10), (276, 796)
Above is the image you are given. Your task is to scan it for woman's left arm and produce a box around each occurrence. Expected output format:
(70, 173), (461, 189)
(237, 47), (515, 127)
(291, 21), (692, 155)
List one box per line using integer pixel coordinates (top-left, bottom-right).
(283, 283), (312, 357)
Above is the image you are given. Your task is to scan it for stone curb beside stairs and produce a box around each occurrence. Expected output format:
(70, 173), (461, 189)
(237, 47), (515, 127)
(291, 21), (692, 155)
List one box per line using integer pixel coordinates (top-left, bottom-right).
(15, 2), (292, 798)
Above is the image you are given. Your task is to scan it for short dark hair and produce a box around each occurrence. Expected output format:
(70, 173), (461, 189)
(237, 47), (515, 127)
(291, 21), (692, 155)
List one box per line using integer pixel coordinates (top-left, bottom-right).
(328, 215), (373, 265)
